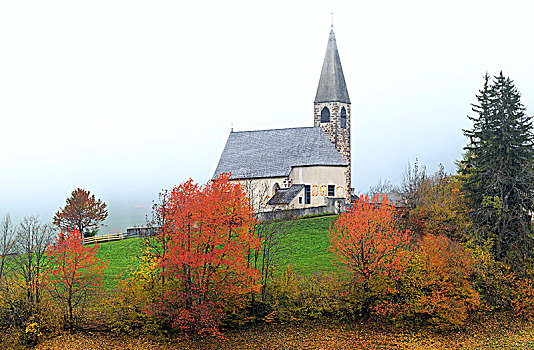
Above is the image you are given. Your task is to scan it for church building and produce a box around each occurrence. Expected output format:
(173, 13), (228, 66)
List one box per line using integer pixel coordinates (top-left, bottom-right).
(213, 27), (352, 213)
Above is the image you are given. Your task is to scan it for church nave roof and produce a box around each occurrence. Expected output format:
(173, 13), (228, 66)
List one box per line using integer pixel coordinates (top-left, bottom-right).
(213, 127), (347, 180)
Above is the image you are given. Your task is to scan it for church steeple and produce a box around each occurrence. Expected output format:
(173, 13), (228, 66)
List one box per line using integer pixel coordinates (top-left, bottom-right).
(314, 27), (352, 197)
(314, 29), (350, 104)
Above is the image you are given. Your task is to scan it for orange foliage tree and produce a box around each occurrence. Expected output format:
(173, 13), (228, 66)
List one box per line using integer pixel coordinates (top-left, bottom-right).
(511, 277), (534, 319)
(150, 173), (261, 337)
(328, 194), (412, 315)
(43, 230), (107, 329)
(392, 234), (480, 329)
(53, 188), (108, 237)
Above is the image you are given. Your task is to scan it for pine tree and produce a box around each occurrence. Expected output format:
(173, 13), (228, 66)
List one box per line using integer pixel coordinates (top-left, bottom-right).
(460, 72), (534, 262)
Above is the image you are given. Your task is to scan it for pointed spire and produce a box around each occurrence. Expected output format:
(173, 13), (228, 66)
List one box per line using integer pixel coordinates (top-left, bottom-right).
(314, 29), (351, 104)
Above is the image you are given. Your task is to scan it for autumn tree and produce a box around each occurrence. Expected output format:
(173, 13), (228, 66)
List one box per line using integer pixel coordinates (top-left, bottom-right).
(0, 215), (54, 336)
(406, 166), (473, 243)
(241, 176), (292, 306)
(43, 230), (107, 329)
(395, 235), (480, 329)
(12, 216), (54, 314)
(151, 174), (261, 337)
(53, 188), (108, 237)
(400, 158), (428, 211)
(0, 214), (15, 289)
(142, 189), (171, 296)
(255, 221), (292, 303)
(460, 72), (534, 262)
(0, 214), (15, 326)
(328, 194), (412, 316)
(368, 178), (397, 197)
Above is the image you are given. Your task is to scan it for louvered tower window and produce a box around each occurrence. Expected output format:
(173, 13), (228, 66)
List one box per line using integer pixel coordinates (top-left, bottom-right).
(320, 107), (330, 123)
(341, 107), (347, 129)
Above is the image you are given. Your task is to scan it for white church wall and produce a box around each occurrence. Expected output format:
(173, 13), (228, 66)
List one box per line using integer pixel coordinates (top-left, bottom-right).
(289, 165), (348, 206)
(237, 176), (287, 213)
(233, 165), (347, 214)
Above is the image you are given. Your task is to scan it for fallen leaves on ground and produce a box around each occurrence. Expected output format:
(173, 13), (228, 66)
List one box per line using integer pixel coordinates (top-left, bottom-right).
(31, 316), (534, 350)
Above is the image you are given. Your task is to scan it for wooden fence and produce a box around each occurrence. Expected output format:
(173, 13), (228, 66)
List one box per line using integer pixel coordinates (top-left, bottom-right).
(83, 233), (124, 245)
(83, 228), (157, 245)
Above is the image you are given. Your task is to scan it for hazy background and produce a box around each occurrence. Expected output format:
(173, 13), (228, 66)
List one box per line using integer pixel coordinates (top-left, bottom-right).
(1, 0), (533, 233)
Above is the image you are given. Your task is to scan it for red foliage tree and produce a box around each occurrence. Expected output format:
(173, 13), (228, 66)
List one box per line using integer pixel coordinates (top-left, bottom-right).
(328, 194), (412, 314)
(44, 230), (107, 328)
(151, 173), (261, 337)
(53, 188), (108, 237)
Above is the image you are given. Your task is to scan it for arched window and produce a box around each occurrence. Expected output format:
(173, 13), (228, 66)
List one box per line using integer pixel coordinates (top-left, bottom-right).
(320, 107), (330, 123)
(340, 107), (347, 129)
(272, 183), (280, 195)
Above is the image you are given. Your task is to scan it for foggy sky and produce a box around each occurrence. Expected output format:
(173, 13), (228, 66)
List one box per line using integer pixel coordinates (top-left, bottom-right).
(1, 0), (533, 233)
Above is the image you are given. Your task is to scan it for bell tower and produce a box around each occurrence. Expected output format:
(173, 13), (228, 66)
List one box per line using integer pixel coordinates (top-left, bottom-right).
(314, 27), (352, 196)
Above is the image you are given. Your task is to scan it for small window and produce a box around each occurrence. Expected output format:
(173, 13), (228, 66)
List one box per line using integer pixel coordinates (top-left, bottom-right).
(299, 197), (302, 204)
(328, 185), (335, 197)
(320, 107), (330, 123)
(341, 107), (347, 129)
(304, 185), (311, 204)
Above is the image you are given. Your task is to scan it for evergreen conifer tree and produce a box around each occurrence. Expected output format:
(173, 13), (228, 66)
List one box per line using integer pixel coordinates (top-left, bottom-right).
(461, 72), (534, 262)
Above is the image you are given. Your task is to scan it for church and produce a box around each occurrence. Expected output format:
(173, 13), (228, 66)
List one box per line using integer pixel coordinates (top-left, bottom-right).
(213, 27), (352, 215)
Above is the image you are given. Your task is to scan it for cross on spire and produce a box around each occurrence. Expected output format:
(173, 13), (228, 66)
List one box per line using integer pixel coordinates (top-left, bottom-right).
(330, 12), (334, 32)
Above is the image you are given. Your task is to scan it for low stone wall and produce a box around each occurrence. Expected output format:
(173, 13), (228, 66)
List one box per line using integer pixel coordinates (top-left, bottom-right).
(125, 197), (347, 228)
(126, 226), (160, 237)
(257, 197), (346, 222)
(325, 197), (346, 213)
(256, 205), (329, 222)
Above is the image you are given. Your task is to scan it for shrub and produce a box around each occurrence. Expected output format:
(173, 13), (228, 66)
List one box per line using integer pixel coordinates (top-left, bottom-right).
(106, 244), (166, 336)
(264, 266), (348, 322)
(511, 277), (534, 319)
(377, 235), (480, 329)
(0, 280), (62, 347)
(470, 245), (515, 312)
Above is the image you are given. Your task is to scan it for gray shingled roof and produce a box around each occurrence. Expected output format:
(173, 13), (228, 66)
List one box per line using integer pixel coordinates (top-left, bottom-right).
(213, 127), (346, 180)
(267, 184), (305, 205)
(314, 29), (351, 104)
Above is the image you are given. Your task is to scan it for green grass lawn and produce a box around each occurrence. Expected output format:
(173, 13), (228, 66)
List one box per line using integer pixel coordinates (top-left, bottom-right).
(96, 237), (142, 290)
(95, 215), (339, 289)
(278, 215), (339, 275)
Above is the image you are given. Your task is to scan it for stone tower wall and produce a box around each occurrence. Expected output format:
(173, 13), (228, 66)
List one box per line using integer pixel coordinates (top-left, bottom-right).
(314, 102), (351, 196)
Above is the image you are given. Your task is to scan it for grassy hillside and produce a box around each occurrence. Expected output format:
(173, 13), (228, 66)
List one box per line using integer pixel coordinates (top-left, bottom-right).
(278, 215), (339, 275)
(95, 215), (339, 290)
(96, 237), (142, 290)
